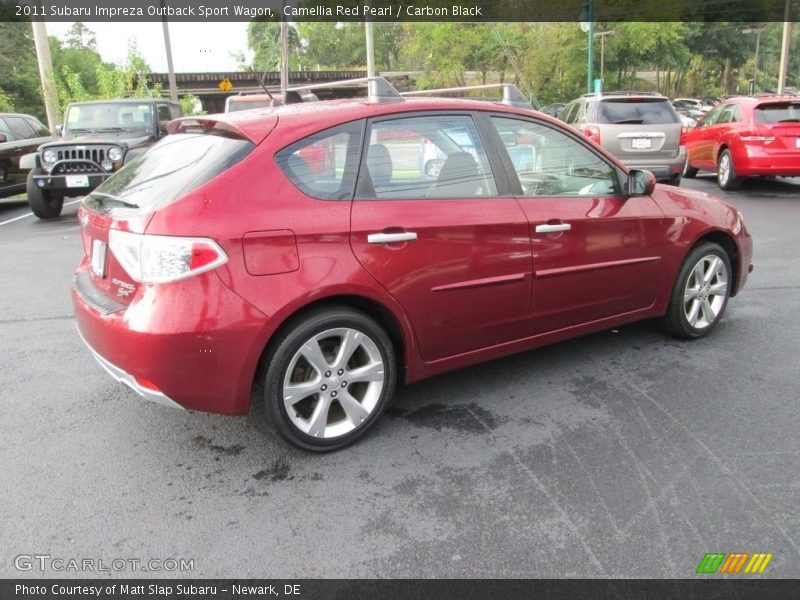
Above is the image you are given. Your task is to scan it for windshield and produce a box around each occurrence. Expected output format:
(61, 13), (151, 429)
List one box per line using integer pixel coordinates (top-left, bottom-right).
(65, 103), (154, 134)
(755, 102), (800, 123)
(596, 99), (680, 125)
(84, 132), (254, 214)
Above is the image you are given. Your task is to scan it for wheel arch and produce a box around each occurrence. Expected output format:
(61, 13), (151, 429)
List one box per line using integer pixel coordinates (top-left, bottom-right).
(687, 229), (741, 296)
(251, 293), (413, 410)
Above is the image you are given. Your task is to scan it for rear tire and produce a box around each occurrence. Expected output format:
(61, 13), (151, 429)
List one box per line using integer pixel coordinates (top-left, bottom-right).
(26, 169), (63, 219)
(716, 149), (742, 191)
(263, 306), (396, 452)
(661, 242), (732, 339)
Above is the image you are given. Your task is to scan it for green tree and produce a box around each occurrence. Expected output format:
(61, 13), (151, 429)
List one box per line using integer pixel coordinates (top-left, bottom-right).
(0, 23), (44, 119)
(247, 22), (302, 71)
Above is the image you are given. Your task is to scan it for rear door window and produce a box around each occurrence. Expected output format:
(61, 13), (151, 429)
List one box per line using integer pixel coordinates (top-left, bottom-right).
(356, 114), (497, 200)
(755, 102), (800, 123)
(597, 99), (680, 125)
(275, 121), (364, 200)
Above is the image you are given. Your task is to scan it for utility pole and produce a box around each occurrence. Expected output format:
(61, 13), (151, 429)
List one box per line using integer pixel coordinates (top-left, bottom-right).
(30, 20), (60, 133)
(160, 3), (179, 103)
(587, 10), (594, 92)
(365, 21), (375, 78)
(777, 0), (792, 95)
(280, 21), (289, 94)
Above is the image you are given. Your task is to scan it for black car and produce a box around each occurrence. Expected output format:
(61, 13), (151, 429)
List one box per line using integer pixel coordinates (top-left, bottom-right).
(22, 98), (182, 218)
(0, 113), (54, 199)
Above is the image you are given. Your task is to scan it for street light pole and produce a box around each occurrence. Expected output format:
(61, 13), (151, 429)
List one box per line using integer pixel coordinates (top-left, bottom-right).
(743, 26), (765, 92)
(777, 0), (792, 95)
(594, 30), (614, 90)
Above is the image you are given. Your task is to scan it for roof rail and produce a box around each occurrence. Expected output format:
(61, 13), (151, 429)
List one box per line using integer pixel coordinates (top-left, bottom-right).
(402, 84), (532, 109)
(582, 91), (664, 98)
(284, 76), (403, 104)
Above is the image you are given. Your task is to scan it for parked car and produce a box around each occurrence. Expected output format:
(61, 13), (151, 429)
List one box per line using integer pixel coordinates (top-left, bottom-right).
(225, 91), (318, 112)
(21, 98), (182, 219)
(0, 113), (53, 199)
(674, 97), (715, 113)
(540, 103), (566, 119)
(72, 78), (753, 452)
(561, 92), (685, 185)
(682, 95), (800, 190)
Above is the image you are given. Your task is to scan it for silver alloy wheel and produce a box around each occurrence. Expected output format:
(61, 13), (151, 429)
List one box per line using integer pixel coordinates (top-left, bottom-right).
(718, 153), (731, 185)
(683, 255), (729, 329)
(282, 327), (385, 438)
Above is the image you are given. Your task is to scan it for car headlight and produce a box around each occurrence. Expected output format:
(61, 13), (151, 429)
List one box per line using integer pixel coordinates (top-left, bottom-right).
(107, 147), (123, 162)
(42, 149), (57, 164)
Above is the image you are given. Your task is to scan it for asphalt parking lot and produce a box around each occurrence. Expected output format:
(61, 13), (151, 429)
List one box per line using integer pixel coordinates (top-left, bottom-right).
(1, 175), (798, 579)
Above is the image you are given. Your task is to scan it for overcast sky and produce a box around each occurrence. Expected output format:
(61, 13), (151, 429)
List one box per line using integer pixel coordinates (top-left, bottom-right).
(46, 22), (251, 72)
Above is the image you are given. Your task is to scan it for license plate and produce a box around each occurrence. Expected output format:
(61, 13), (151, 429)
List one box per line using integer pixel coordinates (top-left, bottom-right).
(631, 138), (652, 150)
(91, 239), (107, 278)
(66, 175), (89, 188)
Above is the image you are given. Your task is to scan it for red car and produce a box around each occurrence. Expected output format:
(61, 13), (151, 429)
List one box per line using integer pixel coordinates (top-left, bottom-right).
(72, 78), (753, 451)
(683, 95), (800, 190)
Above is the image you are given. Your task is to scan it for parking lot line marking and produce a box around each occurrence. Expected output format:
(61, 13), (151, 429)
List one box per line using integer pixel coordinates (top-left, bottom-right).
(0, 199), (82, 227)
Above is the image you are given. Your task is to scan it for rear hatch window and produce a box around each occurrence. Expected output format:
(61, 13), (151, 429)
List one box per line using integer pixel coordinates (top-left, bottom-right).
(755, 102), (800, 123)
(596, 99), (680, 125)
(83, 131), (254, 215)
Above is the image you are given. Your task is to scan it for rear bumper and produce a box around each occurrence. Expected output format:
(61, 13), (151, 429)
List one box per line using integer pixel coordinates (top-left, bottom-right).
(76, 325), (184, 410)
(621, 149), (686, 182)
(72, 261), (270, 415)
(735, 154), (800, 177)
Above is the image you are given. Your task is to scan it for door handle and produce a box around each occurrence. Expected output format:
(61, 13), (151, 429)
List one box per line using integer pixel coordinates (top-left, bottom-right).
(367, 232), (418, 244)
(535, 223), (571, 234)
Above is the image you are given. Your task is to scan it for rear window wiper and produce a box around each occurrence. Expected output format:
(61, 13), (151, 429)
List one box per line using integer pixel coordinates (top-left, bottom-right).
(613, 119), (644, 124)
(777, 118), (800, 123)
(87, 192), (139, 209)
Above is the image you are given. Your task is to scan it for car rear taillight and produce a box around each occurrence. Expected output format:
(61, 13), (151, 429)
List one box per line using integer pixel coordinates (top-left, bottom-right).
(740, 135), (775, 144)
(583, 126), (601, 145)
(108, 230), (227, 284)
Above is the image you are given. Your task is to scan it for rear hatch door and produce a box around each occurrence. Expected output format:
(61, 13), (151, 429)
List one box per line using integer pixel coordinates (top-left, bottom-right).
(755, 101), (800, 154)
(596, 97), (682, 161)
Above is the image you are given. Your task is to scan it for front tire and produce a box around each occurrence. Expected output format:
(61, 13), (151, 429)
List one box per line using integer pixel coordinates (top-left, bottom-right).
(662, 242), (732, 339)
(263, 307), (396, 452)
(716, 149), (742, 191)
(26, 169), (63, 219)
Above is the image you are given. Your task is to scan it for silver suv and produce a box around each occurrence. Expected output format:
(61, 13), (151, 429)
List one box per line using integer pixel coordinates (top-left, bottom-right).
(561, 92), (685, 185)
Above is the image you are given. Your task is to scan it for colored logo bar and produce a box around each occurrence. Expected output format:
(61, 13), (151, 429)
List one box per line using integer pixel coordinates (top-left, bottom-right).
(696, 552), (773, 574)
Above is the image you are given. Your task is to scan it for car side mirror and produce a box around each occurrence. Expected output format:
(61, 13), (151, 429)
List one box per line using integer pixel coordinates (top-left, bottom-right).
(55, 124), (63, 137)
(0, 133), (6, 143)
(628, 169), (656, 196)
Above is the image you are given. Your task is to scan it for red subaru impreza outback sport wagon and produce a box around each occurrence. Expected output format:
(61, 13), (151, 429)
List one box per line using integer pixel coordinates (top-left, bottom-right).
(73, 78), (753, 451)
